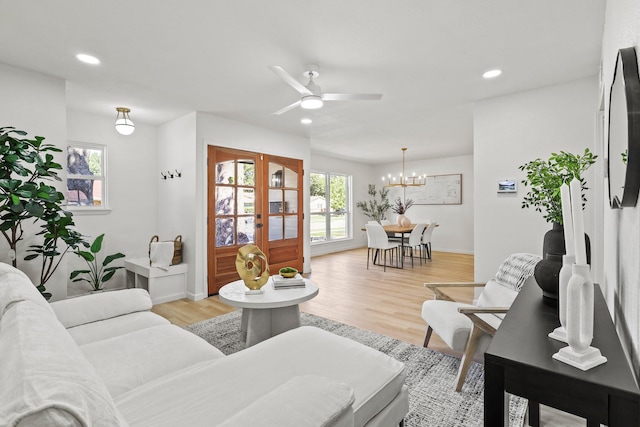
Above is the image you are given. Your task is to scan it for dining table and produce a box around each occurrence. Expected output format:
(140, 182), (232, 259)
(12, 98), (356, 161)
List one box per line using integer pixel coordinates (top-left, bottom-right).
(362, 223), (437, 269)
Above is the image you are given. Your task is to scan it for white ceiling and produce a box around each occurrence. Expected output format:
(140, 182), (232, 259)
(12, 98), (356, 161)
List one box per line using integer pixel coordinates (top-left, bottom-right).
(0, 1), (606, 164)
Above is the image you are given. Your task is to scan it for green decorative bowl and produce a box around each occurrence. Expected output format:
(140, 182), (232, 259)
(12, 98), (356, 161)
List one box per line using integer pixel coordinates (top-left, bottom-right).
(279, 267), (298, 278)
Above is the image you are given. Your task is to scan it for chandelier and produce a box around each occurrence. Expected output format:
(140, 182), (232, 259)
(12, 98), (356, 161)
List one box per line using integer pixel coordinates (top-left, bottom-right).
(383, 148), (426, 188)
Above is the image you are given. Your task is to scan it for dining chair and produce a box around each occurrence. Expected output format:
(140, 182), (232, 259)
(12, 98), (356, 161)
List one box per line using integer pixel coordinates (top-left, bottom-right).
(421, 253), (541, 391)
(365, 223), (400, 271)
(421, 222), (437, 260)
(401, 223), (427, 267)
(365, 223), (378, 268)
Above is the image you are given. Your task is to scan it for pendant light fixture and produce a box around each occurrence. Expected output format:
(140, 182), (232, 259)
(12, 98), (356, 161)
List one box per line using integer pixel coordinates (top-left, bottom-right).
(115, 107), (135, 135)
(383, 147), (426, 188)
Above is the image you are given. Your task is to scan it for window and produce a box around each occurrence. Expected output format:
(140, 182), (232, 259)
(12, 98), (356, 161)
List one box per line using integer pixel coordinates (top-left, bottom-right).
(66, 142), (107, 209)
(310, 172), (351, 243)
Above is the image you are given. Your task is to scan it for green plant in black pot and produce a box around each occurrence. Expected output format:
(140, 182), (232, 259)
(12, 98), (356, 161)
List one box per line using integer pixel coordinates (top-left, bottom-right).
(518, 148), (596, 302)
(70, 234), (125, 291)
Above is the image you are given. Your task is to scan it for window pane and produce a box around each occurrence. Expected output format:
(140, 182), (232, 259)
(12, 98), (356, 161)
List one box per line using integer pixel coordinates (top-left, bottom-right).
(284, 166), (298, 188)
(238, 188), (254, 214)
(330, 175), (347, 213)
(215, 187), (235, 214)
(284, 216), (297, 239)
(284, 190), (297, 214)
(216, 160), (235, 184)
(330, 212), (347, 239)
(310, 213), (327, 242)
(238, 216), (254, 244)
(269, 189), (283, 213)
(67, 179), (102, 206)
(67, 144), (105, 208)
(237, 160), (255, 186)
(216, 218), (235, 247)
(269, 216), (283, 241)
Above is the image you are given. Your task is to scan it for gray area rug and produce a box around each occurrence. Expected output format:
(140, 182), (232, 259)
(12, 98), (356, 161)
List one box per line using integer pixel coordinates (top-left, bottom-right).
(186, 311), (527, 427)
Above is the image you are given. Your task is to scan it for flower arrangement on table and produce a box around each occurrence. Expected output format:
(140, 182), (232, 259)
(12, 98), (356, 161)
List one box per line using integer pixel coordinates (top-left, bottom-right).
(391, 198), (414, 214)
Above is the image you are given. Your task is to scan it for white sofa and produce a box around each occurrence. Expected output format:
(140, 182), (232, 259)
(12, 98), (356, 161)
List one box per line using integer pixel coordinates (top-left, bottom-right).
(0, 263), (409, 427)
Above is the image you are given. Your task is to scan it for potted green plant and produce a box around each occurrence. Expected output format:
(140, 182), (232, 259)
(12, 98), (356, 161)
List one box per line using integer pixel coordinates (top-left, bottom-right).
(70, 234), (125, 292)
(518, 148), (597, 301)
(356, 184), (392, 223)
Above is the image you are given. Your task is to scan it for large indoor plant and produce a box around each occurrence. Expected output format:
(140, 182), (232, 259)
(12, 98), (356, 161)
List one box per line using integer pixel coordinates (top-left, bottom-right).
(356, 184), (392, 223)
(0, 126), (86, 299)
(518, 148), (597, 301)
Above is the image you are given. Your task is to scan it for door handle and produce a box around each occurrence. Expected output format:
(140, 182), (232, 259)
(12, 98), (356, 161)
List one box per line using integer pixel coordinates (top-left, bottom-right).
(256, 223), (263, 228)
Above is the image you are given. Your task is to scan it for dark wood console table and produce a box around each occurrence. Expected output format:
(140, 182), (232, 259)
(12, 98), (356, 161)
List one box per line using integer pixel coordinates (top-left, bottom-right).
(484, 280), (640, 426)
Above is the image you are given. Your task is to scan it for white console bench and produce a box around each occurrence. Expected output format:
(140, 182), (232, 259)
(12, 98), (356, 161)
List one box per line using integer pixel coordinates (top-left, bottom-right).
(124, 258), (187, 304)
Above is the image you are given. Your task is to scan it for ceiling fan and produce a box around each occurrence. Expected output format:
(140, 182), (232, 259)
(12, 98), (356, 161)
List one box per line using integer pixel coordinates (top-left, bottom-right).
(269, 65), (383, 115)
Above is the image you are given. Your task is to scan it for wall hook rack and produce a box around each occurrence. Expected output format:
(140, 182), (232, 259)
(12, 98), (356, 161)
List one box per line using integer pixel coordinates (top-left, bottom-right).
(160, 172), (167, 180)
(175, 169), (182, 178)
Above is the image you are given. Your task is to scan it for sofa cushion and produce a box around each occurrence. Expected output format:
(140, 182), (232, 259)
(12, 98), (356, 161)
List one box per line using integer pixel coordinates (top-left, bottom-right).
(50, 288), (152, 329)
(80, 324), (225, 398)
(114, 326), (406, 427)
(0, 300), (126, 427)
(217, 375), (355, 427)
(67, 311), (170, 346)
(0, 262), (53, 318)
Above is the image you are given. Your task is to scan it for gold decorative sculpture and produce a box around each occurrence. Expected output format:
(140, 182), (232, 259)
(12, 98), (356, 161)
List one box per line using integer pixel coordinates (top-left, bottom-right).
(235, 244), (270, 291)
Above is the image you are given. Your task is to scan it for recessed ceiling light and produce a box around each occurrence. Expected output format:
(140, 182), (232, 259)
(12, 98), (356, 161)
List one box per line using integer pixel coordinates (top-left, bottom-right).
(483, 69), (502, 79)
(76, 53), (100, 65)
(301, 118), (312, 124)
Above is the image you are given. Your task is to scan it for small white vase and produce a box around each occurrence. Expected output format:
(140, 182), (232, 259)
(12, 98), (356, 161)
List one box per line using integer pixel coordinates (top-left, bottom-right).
(401, 216), (411, 227)
(396, 215), (405, 226)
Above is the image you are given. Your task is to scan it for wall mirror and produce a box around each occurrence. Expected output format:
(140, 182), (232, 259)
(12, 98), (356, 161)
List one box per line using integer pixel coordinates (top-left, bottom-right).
(607, 47), (640, 208)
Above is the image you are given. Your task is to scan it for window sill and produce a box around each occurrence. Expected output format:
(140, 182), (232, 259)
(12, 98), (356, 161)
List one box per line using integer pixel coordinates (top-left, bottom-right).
(65, 206), (112, 215)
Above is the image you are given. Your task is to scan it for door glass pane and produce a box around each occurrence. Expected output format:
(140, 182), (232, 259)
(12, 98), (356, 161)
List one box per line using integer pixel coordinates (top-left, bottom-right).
(285, 216), (298, 239)
(269, 216), (283, 241)
(237, 160), (255, 186)
(238, 216), (254, 244)
(330, 212), (347, 239)
(238, 188), (254, 214)
(216, 218), (235, 247)
(269, 162), (284, 188)
(269, 189), (283, 213)
(284, 190), (297, 214)
(215, 187), (235, 214)
(284, 166), (298, 188)
(216, 160), (235, 184)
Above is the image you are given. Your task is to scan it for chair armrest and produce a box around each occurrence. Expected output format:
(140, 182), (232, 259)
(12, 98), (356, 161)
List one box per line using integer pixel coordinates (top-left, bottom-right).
(457, 306), (509, 315)
(424, 282), (485, 302)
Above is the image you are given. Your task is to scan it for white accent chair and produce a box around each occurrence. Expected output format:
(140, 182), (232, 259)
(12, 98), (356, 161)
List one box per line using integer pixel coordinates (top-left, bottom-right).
(365, 223), (400, 271)
(401, 223), (427, 267)
(421, 222), (437, 260)
(421, 253), (541, 391)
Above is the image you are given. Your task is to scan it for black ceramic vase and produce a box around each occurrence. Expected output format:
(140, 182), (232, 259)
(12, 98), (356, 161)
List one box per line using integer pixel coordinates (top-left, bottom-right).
(534, 223), (591, 303)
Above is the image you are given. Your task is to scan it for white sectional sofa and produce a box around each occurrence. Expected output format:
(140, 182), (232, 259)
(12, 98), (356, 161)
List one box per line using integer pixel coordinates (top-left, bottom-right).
(0, 263), (409, 426)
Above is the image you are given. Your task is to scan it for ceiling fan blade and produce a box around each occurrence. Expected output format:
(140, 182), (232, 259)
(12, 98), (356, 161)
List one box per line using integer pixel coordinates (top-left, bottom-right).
(272, 100), (302, 115)
(269, 66), (312, 96)
(322, 93), (383, 101)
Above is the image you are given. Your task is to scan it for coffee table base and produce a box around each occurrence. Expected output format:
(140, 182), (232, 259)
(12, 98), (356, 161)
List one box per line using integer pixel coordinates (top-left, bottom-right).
(240, 305), (301, 347)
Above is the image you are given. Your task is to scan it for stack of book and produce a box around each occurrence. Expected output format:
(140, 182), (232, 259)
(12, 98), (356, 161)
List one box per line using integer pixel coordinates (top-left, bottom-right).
(272, 274), (305, 289)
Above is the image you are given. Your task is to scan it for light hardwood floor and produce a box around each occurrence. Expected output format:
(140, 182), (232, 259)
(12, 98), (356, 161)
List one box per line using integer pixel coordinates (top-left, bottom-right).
(152, 248), (586, 426)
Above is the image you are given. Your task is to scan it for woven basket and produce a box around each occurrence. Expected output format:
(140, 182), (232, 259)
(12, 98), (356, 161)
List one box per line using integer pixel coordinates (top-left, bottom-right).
(149, 235), (183, 265)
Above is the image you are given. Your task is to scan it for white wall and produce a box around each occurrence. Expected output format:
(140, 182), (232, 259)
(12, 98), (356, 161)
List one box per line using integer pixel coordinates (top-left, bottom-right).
(66, 110), (159, 296)
(474, 77), (601, 282)
(601, 0), (640, 374)
(373, 154), (474, 254)
(157, 113), (198, 298)
(0, 64), (67, 300)
(310, 153), (373, 257)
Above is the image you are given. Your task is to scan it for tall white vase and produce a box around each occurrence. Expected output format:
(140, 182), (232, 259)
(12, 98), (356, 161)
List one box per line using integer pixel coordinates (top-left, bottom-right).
(548, 254), (574, 343)
(552, 263), (607, 370)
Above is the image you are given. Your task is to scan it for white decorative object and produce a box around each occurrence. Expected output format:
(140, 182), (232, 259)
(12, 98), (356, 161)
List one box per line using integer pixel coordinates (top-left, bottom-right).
(569, 179), (587, 265)
(549, 184), (574, 343)
(552, 264), (607, 370)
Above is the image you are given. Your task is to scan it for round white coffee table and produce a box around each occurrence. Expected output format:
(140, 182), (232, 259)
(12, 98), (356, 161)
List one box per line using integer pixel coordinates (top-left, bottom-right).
(218, 278), (319, 347)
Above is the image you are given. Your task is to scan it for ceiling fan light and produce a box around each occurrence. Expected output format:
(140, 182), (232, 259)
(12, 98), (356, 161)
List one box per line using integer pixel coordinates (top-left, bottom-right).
(115, 107), (135, 135)
(301, 95), (323, 110)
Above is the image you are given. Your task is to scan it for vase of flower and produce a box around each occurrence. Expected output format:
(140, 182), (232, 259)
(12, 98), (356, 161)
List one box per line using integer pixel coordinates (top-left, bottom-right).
(391, 197), (414, 226)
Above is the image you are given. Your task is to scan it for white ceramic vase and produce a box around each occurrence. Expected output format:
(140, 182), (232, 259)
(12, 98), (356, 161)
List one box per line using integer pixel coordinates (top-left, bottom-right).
(396, 215), (405, 226)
